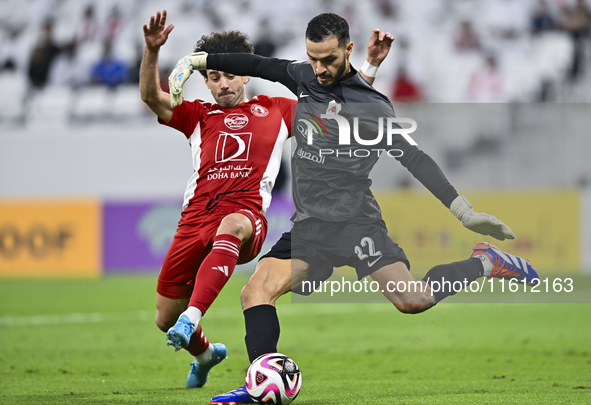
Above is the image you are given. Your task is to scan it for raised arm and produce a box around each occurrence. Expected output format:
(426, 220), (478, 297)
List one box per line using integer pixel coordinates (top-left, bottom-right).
(169, 29), (394, 103)
(207, 54), (299, 93)
(360, 29), (394, 85)
(140, 10), (174, 122)
(205, 29), (395, 89)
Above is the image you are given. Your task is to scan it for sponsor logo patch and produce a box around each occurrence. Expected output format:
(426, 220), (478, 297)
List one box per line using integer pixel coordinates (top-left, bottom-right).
(215, 132), (252, 162)
(251, 104), (269, 117)
(224, 113), (249, 130)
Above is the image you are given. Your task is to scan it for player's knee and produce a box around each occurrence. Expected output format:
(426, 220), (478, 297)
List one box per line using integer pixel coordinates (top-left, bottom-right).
(240, 282), (255, 308)
(241, 268), (284, 309)
(154, 317), (168, 332)
(218, 214), (251, 241)
(396, 303), (421, 314)
(227, 221), (249, 239)
(154, 311), (175, 332)
(395, 301), (434, 314)
(241, 278), (274, 308)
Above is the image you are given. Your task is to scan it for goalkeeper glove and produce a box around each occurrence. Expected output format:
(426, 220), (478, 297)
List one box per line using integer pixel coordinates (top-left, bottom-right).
(450, 195), (515, 241)
(168, 52), (208, 107)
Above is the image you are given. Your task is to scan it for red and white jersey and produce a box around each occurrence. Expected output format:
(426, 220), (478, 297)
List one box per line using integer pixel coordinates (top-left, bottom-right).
(160, 95), (295, 214)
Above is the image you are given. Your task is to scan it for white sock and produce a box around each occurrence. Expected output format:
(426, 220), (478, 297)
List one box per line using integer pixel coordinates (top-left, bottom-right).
(474, 255), (493, 277)
(194, 344), (213, 365)
(181, 306), (203, 327)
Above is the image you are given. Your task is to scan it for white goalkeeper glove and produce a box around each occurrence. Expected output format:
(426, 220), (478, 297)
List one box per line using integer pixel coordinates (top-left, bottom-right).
(450, 195), (515, 241)
(168, 52), (208, 107)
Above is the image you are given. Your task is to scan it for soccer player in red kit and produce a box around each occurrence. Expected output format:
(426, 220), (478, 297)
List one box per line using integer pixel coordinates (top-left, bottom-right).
(140, 10), (292, 388)
(140, 10), (392, 389)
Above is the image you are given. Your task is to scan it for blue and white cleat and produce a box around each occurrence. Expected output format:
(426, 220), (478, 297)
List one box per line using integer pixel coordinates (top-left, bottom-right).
(186, 343), (228, 388)
(166, 314), (196, 351)
(471, 242), (540, 286)
(210, 384), (255, 404)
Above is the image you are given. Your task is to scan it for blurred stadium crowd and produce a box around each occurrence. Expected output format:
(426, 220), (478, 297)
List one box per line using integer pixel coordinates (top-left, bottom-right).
(1, 0), (589, 193)
(1, 0), (591, 126)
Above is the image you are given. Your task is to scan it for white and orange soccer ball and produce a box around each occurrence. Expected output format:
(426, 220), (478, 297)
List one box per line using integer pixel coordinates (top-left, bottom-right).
(245, 353), (302, 404)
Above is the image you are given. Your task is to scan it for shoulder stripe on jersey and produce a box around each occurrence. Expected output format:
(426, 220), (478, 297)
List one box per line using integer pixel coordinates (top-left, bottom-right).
(259, 118), (290, 213)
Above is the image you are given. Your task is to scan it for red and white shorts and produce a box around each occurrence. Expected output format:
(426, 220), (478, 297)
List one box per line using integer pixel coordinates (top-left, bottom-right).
(157, 207), (268, 299)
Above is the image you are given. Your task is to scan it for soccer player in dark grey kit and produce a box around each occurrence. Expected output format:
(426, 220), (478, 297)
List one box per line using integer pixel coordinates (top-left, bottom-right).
(170, 13), (540, 404)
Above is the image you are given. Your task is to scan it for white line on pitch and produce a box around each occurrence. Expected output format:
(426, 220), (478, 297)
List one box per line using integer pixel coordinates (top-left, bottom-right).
(0, 303), (395, 327)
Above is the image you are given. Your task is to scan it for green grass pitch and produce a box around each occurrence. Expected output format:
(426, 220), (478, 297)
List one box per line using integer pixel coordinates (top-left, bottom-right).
(1, 274), (590, 404)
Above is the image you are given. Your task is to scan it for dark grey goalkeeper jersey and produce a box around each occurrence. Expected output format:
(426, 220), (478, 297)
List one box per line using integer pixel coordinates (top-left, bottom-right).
(207, 54), (458, 223)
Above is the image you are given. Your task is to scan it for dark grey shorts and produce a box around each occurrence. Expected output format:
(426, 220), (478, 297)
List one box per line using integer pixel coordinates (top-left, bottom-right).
(260, 218), (409, 295)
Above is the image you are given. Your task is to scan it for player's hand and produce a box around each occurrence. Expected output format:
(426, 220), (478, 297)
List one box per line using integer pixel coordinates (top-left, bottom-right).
(366, 29), (394, 66)
(168, 52), (208, 107)
(143, 10), (174, 52)
(450, 196), (515, 241)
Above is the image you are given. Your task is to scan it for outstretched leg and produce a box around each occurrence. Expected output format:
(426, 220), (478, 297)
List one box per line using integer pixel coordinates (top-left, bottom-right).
(161, 212), (259, 388)
(372, 258), (484, 312)
(167, 212), (254, 350)
(155, 293), (227, 388)
(373, 242), (539, 312)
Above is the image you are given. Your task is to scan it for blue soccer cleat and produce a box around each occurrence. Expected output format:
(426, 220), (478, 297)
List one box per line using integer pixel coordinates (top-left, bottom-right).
(471, 242), (540, 285)
(186, 343), (228, 388)
(210, 384), (255, 404)
(166, 314), (196, 351)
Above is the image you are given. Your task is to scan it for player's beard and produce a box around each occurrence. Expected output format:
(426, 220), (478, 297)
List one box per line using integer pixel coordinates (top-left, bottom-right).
(316, 55), (347, 87)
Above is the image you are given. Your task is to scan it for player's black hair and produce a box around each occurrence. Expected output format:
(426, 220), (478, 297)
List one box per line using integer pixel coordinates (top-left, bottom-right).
(305, 13), (350, 48)
(193, 31), (254, 77)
